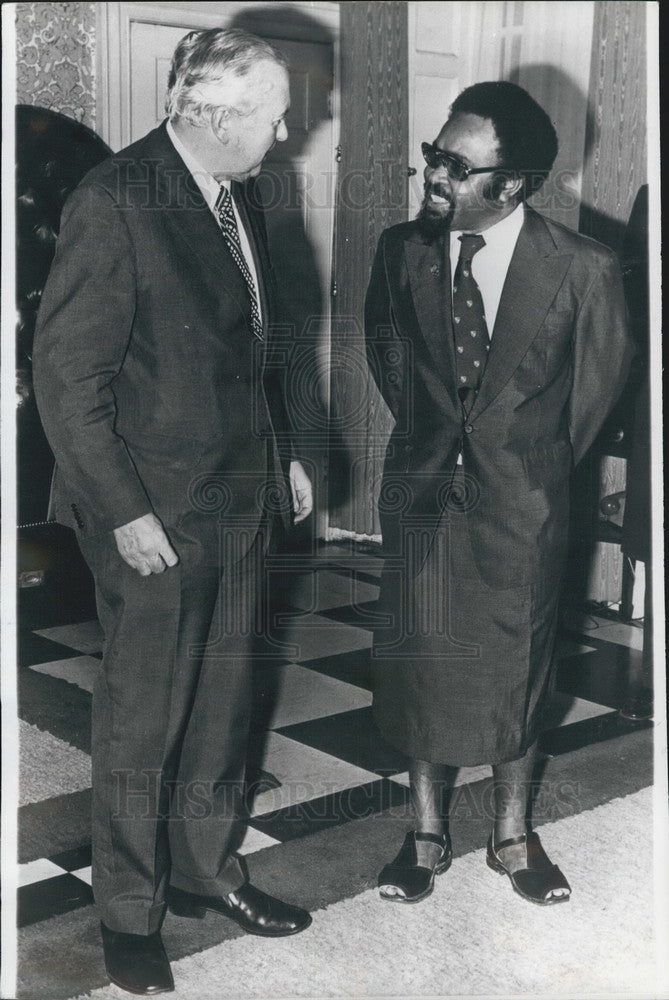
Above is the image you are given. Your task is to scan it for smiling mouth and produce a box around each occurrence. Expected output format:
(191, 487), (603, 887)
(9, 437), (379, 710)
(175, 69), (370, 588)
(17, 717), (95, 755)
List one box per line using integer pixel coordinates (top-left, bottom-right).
(425, 183), (451, 207)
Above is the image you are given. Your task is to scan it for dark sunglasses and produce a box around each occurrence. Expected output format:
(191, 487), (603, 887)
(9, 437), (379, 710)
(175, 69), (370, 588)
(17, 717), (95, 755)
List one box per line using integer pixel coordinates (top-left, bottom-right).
(421, 141), (501, 182)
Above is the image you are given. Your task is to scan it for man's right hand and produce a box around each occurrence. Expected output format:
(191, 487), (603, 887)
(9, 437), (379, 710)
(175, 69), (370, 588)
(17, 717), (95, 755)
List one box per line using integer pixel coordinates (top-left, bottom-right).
(113, 513), (179, 576)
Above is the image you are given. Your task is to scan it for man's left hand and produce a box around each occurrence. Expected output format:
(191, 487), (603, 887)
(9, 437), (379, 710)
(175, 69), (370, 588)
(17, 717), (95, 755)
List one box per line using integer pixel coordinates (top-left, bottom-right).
(289, 460), (313, 524)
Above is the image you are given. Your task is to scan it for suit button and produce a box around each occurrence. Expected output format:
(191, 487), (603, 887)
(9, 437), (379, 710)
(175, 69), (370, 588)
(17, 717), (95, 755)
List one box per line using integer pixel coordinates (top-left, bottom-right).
(404, 444), (412, 452)
(463, 424), (473, 434)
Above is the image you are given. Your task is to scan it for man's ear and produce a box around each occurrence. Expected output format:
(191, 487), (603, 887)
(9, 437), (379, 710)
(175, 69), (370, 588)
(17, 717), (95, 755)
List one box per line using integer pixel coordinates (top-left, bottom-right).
(211, 106), (231, 141)
(497, 172), (524, 203)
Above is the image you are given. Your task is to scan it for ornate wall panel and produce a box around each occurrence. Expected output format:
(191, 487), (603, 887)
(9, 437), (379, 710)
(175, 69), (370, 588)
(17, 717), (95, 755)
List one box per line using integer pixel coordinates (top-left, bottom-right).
(578, 1), (648, 606)
(15, 2), (97, 126)
(328, 1), (408, 539)
(579, 0), (647, 253)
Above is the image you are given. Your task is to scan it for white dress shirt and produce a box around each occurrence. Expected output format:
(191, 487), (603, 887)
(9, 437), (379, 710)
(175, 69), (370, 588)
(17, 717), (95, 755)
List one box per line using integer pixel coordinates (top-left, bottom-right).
(166, 120), (263, 322)
(449, 201), (525, 337)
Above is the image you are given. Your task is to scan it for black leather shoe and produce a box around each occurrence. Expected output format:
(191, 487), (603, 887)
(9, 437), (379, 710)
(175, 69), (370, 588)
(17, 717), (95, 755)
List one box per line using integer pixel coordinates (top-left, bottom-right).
(169, 884), (312, 937)
(100, 923), (174, 995)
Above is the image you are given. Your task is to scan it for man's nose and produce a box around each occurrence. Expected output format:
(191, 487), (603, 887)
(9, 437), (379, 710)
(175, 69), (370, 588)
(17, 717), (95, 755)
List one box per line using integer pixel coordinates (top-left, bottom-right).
(424, 164), (451, 188)
(276, 120), (288, 142)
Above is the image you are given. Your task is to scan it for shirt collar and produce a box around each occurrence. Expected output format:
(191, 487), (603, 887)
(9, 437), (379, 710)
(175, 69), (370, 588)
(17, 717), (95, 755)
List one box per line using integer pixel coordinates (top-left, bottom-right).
(451, 201), (525, 251)
(166, 119), (227, 212)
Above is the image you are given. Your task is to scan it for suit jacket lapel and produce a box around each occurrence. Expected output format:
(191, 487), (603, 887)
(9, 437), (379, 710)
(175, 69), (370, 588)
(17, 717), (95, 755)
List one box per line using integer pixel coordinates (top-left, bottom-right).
(404, 234), (459, 410)
(469, 207), (573, 420)
(147, 123), (253, 320)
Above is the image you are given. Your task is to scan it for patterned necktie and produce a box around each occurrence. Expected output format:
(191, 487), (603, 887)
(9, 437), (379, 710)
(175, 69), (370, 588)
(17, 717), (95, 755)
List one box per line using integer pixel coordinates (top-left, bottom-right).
(215, 185), (264, 341)
(452, 234), (489, 402)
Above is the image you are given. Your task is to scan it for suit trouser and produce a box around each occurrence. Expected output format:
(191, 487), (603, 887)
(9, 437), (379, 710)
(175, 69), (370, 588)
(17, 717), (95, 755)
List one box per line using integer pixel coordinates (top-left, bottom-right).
(79, 515), (268, 935)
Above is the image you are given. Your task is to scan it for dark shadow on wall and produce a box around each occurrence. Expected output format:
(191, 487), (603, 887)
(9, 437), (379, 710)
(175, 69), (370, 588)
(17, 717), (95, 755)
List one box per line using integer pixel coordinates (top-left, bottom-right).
(227, 7), (339, 781)
(228, 7), (336, 529)
(507, 62), (627, 252)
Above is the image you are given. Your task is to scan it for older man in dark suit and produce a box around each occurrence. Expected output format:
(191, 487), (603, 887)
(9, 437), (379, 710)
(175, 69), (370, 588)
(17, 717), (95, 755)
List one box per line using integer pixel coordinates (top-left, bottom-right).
(33, 28), (312, 995)
(365, 82), (633, 908)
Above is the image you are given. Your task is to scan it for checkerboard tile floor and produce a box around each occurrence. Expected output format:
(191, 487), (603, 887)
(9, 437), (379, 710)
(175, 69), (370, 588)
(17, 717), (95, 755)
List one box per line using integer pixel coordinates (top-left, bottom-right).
(17, 543), (649, 929)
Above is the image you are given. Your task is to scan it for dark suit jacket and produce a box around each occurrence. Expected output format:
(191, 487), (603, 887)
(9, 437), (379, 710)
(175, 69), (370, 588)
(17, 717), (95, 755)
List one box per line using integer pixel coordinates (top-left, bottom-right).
(33, 122), (294, 552)
(365, 206), (634, 589)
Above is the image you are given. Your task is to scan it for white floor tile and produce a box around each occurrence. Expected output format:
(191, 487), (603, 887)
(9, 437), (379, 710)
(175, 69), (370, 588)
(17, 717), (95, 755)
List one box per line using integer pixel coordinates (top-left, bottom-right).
(562, 613), (644, 651)
(34, 620), (104, 655)
(389, 764), (491, 790)
(71, 866), (92, 886)
(29, 655), (101, 694)
(590, 620), (644, 650)
(262, 663), (371, 728)
(236, 827), (281, 855)
(543, 692), (612, 728)
(18, 858), (65, 887)
(327, 557), (383, 579)
(251, 732), (378, 817)
(555, 638), (597, 659)
(285, 570), (379, 613)
(273, 613), (372, 663)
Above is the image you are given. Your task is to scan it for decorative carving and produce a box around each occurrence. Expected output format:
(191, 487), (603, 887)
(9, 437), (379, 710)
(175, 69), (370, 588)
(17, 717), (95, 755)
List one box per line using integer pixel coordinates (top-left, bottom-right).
(15, 2), (96, 126)
(580, 1), (647, 252)
(329, 1), (408, 538)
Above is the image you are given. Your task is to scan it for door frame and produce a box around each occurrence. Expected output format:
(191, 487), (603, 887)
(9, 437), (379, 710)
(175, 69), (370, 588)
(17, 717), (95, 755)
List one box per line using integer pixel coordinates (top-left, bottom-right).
(96, 2), (340, 151)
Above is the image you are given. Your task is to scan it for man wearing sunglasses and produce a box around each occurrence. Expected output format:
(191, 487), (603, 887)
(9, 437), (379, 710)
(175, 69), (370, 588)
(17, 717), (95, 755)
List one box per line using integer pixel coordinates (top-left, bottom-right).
(365, 81), (632, 907)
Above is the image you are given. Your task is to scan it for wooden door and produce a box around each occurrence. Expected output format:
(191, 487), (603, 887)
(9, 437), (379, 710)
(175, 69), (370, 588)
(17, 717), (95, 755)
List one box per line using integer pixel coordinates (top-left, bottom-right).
(328, 2), (408, 541)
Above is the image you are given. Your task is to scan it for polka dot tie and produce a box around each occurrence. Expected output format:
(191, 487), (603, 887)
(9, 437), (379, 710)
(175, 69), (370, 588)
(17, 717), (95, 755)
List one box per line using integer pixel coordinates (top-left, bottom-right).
(215, 185), (264, 341)
(452, 233), (489, 399)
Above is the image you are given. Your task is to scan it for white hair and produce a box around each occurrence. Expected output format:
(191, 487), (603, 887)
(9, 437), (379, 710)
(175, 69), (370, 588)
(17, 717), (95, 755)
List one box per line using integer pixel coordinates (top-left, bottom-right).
(165, 27), (287, 127)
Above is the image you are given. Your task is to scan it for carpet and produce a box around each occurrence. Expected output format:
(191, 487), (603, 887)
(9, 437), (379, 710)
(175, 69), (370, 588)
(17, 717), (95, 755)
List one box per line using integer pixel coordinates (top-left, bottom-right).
(19, 720), (91, 806)
(30, 785), (667, 1000)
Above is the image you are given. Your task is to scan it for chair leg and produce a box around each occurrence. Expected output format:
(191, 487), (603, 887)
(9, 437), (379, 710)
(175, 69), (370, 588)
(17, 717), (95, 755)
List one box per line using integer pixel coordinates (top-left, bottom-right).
(619, 554), (635, 622)
(619, 560), (653, 721)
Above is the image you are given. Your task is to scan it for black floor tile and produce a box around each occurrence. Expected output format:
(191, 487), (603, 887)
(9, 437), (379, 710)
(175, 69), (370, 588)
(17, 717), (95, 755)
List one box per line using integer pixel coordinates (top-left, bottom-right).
(19, 666), (92, 753)
(540, 710), (653, 757)
(275, 707), (410, 775)
(299, 647), (373, 691)
(556, 643), (640, 710)
(49, 844), (92, 872)
(328, 565), (383, 585)
(18, 873), (94, 928)
(559, 625), (642, 653)
(20, 790), (92, 865)
(249, 778), (410, 842)
(18, 632), (81, 669)
(318, 600), (386, 628)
